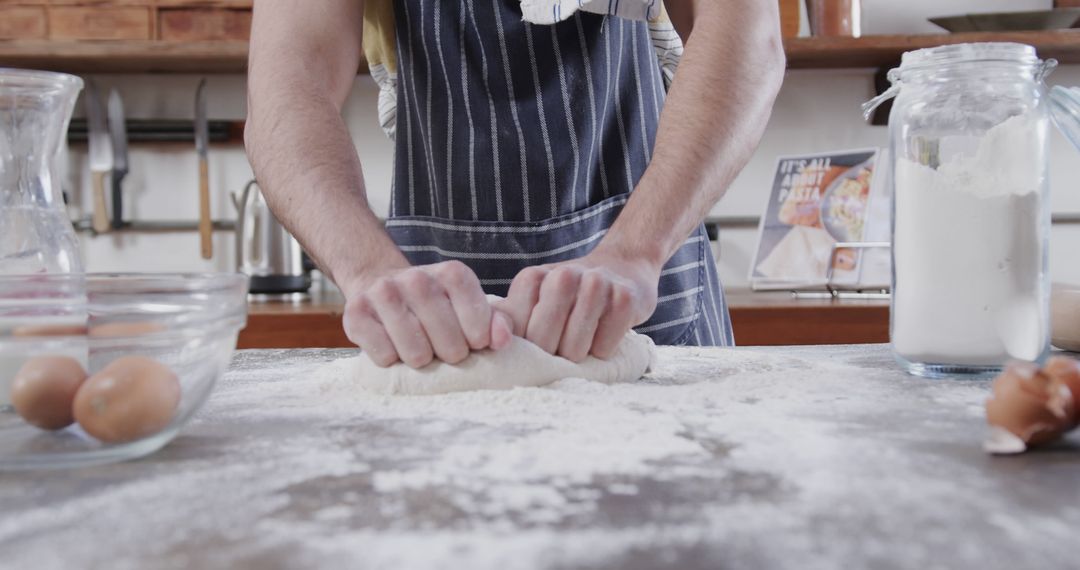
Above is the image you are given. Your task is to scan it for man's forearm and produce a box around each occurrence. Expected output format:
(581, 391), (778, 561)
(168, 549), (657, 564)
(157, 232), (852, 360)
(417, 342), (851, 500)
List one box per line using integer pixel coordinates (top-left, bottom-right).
(245, 89), (406, 295)
(598, 0), (785, 267)
(245, 0), (407, 297)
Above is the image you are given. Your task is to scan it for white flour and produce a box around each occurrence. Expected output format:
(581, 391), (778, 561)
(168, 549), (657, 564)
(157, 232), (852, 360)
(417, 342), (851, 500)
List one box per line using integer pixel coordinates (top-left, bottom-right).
(3, 346), (1076, 570)
(892, 112), (1048, 366)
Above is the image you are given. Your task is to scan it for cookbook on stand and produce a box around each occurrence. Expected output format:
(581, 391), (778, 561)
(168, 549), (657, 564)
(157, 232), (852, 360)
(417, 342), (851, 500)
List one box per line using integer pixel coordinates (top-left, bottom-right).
(749, 148), (890, 292)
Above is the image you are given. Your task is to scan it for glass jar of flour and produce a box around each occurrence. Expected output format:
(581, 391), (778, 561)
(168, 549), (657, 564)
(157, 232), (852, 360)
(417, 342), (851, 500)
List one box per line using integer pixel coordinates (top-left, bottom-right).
(863, 43), (1062, 378)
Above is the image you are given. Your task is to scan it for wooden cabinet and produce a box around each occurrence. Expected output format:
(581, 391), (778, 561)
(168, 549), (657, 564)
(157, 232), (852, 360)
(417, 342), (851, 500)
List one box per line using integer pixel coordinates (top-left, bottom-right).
(725, 290), (889, 346)
(237, 290), (891, 349)
(0, 0), (253, 41)
(48, 6), (153, 40)
(158, 8), (251, 41)
(0, 7), (48, 40)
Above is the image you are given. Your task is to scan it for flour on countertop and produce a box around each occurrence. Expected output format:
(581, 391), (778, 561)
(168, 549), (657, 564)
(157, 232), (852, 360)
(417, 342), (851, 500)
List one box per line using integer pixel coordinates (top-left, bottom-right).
(1, 345), (1076, 570)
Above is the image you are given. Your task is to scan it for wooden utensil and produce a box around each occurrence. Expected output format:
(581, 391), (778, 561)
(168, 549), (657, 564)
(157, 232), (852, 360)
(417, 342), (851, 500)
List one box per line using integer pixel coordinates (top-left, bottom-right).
(195, 79), (212, 259)
(84, 80), (112, 233)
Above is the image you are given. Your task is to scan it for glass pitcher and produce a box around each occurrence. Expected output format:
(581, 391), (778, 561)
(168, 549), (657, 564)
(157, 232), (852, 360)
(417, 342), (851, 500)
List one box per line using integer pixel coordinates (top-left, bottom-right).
(1, 68), (84, 274)
(0, 68), (87, 407)
(862, 43), (1069, 378)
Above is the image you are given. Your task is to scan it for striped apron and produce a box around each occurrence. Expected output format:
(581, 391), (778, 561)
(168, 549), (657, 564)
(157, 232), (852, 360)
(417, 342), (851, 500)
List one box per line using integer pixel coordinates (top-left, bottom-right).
(383, 0), (734, 347)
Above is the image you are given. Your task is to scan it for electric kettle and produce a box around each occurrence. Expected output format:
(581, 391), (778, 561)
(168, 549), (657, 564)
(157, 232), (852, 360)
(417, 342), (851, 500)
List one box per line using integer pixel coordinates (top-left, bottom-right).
(231, 180), (311, 296)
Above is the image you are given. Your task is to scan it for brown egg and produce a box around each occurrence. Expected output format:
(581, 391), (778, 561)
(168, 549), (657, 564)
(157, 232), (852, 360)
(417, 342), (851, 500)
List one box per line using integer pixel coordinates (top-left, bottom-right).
(985, 362), (1077, 449)
(10, 356), (88, 430)
(12, 324), (88, 338)
(73, 356), (181, 443)
(88, 321), (166, 338)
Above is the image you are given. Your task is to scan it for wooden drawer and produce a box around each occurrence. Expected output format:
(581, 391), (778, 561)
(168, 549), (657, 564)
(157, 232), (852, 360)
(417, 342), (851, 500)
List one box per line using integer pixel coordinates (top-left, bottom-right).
(42, 1), (153, 5)
(48, 6), (153, 40)
(0, 7), (48, 39)
(153, 0), (253, 7)
(159, 8), (251, 41)
(7, 1), (250, 5)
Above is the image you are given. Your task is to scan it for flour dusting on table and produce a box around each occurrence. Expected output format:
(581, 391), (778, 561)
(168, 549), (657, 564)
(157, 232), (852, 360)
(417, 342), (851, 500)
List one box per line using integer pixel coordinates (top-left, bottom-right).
(2, 345), (1077, 570)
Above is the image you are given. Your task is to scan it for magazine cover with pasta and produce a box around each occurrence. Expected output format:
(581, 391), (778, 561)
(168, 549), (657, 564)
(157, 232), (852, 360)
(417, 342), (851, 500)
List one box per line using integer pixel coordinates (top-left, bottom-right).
(749, 148), (889, 291)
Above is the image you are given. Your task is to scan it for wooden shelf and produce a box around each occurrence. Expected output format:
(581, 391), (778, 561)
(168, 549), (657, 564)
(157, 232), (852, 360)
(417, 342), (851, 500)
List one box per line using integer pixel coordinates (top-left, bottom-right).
(0, 39), (372, 74)
(2, 30), (1079, 75)
(0, 40), (250, 73)
(785, 30), (1080, 69)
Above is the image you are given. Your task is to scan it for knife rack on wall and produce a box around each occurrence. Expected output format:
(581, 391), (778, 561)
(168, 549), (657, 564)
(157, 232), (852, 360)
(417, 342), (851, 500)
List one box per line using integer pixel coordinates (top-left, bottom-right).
(67, 119), (245, 144)
(67, 112), (245, 235)
(71, 218), (236, 234)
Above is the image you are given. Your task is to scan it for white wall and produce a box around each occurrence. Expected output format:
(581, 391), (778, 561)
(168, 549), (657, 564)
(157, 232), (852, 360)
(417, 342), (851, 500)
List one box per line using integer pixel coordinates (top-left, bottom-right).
(71, 0), (1080, 289)
(70, 74), (394, 274)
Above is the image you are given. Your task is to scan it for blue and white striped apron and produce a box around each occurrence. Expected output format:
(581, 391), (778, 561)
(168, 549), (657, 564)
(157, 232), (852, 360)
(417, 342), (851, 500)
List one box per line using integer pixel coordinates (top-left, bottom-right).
(383, 0), (734, 347)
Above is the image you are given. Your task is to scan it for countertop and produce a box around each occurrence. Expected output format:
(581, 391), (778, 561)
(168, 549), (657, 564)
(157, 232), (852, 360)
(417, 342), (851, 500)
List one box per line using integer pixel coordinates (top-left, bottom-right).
(2, 344), (1078, 570)
(240, 289), (890, 348)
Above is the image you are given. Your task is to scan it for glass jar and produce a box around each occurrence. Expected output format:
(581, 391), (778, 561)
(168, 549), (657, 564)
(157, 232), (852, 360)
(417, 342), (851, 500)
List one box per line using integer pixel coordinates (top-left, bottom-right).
(864, 43), (1056, 378)
(0, 69), (87, 407)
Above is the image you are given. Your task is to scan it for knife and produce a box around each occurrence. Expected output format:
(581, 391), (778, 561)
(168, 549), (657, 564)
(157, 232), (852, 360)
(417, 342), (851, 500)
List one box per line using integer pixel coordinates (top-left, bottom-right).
(107, 89), (128, 230)
(195, 79), (212, 259)
(84, 80), (112, 233)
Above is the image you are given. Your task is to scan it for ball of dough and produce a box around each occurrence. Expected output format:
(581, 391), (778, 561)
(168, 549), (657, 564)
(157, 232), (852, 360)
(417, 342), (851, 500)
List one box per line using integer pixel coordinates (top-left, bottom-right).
(11, 356), (88, 430)
(332, 331), (655, 396)
(73, 356), (181, 443)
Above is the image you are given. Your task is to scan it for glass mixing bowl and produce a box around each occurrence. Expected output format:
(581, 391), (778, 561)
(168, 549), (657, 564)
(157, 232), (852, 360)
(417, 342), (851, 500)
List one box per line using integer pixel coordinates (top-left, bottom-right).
(0, 273), (248, 470)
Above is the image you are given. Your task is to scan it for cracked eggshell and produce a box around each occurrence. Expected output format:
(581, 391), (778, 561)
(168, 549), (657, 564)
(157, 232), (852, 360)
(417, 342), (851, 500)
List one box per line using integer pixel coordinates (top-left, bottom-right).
(1043, 356), (1080, 413)
(985, 362), (1077, 451)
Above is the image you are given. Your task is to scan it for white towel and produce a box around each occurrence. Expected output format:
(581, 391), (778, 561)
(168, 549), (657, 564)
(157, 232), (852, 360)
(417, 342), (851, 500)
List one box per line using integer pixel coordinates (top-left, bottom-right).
(519, 0), (664, 24)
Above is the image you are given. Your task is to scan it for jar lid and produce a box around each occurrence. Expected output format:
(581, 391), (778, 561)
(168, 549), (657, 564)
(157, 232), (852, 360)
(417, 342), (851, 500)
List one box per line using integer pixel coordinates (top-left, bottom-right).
(863, 42), (1051, 120)
(899, 42), (1040, 71)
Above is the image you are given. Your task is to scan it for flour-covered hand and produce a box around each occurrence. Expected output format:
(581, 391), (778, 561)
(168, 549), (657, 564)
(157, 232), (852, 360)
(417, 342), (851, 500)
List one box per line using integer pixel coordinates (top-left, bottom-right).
(342, 261), (513, 368)
(497, 251), (660, 362)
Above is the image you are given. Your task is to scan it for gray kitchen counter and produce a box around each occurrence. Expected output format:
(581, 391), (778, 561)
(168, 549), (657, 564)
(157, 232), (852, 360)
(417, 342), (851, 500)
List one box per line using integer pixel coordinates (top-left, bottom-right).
(2, 344), (1079, 570)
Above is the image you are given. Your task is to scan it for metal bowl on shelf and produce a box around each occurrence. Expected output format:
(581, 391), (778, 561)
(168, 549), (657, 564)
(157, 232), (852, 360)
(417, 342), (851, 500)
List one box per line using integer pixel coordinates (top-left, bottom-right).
(0, 273), (248, 470)
(929, 9), (1080, 33)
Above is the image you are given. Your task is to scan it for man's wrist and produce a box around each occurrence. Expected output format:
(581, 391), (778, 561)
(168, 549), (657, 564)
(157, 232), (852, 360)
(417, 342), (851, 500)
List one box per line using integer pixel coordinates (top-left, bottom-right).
(335, 249), (411, 299)
(597, 196), (683, 273)
(591, 231), (668, 275)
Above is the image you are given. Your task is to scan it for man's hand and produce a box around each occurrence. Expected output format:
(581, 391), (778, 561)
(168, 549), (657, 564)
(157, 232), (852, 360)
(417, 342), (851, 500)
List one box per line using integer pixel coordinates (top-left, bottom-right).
(343, 261), (514, 368)
(496, 249), (661, 362)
